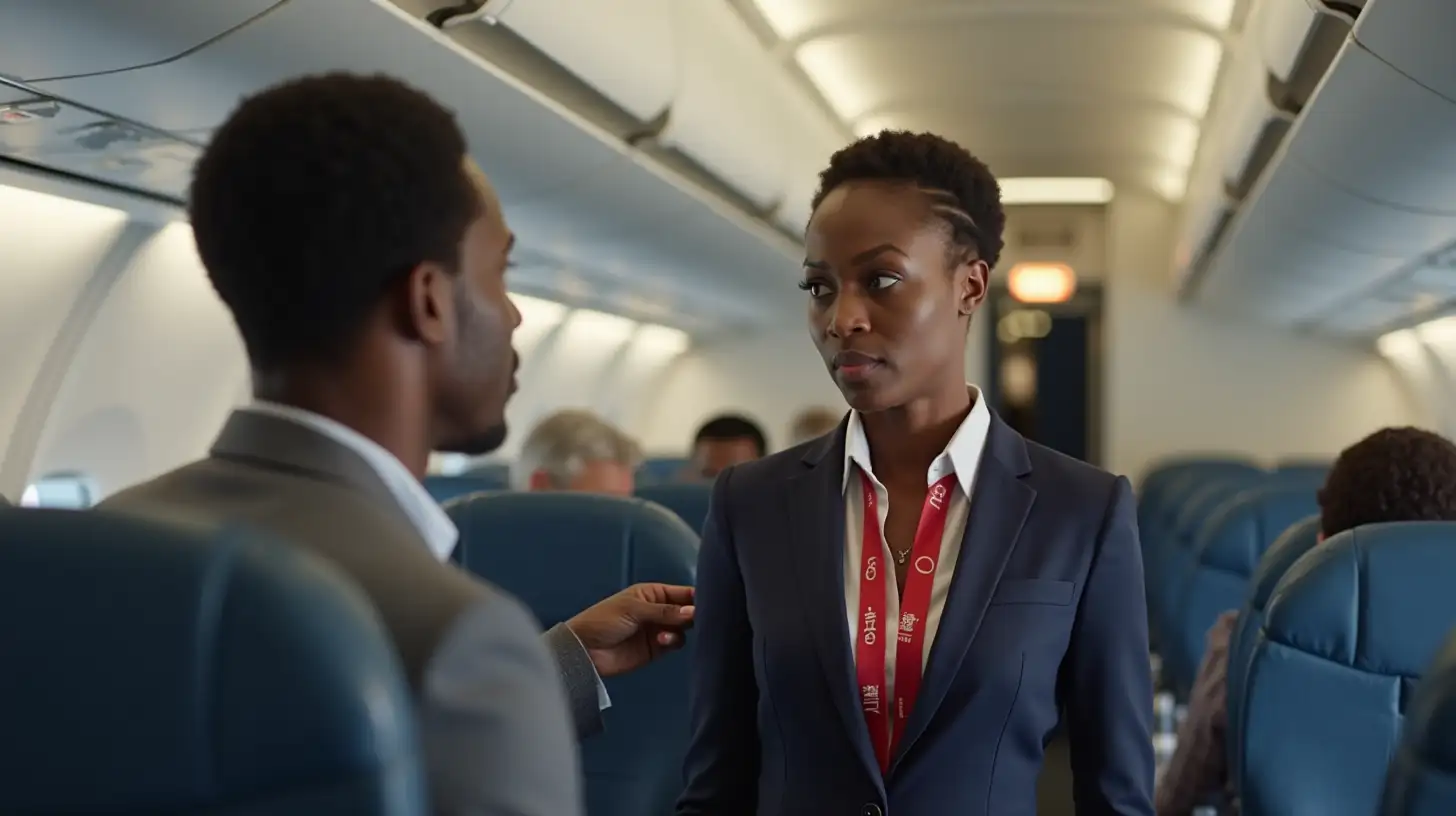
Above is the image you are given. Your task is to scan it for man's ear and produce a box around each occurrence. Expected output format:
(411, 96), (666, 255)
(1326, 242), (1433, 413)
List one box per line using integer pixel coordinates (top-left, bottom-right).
(958, 257), (990, 316)
(401, 261), (455, 346)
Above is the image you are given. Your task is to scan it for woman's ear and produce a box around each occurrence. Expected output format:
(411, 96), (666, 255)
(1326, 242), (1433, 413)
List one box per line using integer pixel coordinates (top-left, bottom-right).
(958, 257), (990, 316)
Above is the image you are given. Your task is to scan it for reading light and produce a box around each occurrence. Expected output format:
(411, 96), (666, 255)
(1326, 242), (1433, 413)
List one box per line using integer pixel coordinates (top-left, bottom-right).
(1000, 178), (1115, 206)
(1008, 263), (1076, 304)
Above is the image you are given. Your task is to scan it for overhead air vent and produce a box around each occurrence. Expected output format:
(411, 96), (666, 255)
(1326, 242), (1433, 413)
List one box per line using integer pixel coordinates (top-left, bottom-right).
(0, 85), (199, 200)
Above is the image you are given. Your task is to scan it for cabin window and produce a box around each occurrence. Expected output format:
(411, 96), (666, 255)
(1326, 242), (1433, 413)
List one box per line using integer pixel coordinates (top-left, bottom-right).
(20, 472), (97, 509)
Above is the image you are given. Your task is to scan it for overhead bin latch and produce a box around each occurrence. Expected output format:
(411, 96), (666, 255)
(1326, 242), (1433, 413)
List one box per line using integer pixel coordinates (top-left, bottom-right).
(426, 0), (516, 29)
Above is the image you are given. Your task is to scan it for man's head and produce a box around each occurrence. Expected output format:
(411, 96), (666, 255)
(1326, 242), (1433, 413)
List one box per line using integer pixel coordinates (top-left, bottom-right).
(689, 414), (767, 479)
(788, 406), (843, 447)
(1317, 426), (1456, 539)
(514, 410), (642, 496)
(190, 73), (520, 461)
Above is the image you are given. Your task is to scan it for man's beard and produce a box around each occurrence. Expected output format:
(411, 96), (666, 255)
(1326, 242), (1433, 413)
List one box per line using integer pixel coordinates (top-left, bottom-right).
(442, 423), (508, 456)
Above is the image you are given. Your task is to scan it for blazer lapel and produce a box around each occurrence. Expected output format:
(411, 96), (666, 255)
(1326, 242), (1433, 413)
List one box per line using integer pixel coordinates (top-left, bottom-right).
(785, 423), (885, 786)
(890, 412), (1036, 772)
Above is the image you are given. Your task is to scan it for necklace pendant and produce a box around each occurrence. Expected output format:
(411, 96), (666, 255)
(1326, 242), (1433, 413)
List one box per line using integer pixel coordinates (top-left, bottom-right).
(895, 549), (910, 565)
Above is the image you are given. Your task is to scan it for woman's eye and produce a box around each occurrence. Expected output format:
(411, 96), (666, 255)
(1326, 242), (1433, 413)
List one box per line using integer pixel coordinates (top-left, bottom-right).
(868, 274), (900, 291)
(799, 280), (830, 298)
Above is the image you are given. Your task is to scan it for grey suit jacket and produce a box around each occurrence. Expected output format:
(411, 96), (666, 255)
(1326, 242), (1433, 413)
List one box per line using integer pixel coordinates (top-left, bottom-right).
(99, 411), (601, 816)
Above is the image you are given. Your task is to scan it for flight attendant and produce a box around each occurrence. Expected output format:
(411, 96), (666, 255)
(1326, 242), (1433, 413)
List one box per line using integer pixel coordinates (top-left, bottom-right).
(678, 130), (1154, 815)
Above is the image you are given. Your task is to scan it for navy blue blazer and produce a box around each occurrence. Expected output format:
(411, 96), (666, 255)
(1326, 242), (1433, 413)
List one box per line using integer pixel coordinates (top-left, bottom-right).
(678, 412), (1154, 816)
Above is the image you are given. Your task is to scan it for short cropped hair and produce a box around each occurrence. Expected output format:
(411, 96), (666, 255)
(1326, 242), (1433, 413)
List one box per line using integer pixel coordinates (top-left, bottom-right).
(1318, 426), (1456, 537)
(189, 73), (481, 369)
(694, 414), (767, 457)
(789, 406), (842, 446)
(812, 130), (1006, 269)
(514, 410), (643, 490)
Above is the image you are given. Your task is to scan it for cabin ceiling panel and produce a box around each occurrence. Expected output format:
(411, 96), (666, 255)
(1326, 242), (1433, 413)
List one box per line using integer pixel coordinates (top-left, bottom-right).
(750, 0), (1235, 199)
(0, 1), (282, 83)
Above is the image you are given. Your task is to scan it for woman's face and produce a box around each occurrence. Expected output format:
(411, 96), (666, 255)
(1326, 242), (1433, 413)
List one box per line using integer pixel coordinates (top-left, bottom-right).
(802, 180), (988, 413)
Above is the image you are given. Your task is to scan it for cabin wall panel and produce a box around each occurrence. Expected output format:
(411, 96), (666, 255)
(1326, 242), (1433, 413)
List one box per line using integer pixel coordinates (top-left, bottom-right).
(0, 184), (132, 500)
(30, 223), (248, 498)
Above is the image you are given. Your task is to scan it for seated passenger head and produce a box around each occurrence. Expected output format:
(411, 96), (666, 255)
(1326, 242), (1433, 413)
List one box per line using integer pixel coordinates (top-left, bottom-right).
(189, 73), (520, 468)
(788, 406), (842, 446)
(803, 131), (1003, 413)
(1316, 426), (1456, 540)
(514, 409), (642, 496)
(690, 414), (767, 479)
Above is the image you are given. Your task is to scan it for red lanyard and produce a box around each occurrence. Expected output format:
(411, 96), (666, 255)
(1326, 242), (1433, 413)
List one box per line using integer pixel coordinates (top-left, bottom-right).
(855, 470), (958, 773)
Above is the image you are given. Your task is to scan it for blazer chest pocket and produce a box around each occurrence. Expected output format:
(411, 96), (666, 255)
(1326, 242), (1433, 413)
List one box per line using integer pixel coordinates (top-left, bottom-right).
(990, 578), (1074, 606)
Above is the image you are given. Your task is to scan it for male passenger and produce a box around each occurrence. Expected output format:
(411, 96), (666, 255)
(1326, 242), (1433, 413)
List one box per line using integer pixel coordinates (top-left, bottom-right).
(786, 405), (842, 447)
(1156, 426), (1456, 815)
(683, 414), (766, 480)
(515, 409), (641, 496)
(100, 74), (691, 816)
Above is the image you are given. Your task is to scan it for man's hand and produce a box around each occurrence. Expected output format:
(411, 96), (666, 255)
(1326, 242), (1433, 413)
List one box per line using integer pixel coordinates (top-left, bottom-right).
(566, 583), (695, 678)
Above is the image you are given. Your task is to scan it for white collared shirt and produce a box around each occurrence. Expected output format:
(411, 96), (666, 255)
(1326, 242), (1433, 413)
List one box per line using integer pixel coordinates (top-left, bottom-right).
(243, 401), (459, 559)
(842, 385), (991, 701)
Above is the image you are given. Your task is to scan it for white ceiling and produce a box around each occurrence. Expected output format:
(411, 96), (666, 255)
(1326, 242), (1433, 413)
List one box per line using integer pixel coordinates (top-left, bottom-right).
(744, 0), (1245, 201)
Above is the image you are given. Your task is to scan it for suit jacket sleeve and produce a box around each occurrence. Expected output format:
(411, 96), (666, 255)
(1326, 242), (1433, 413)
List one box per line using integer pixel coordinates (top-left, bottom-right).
(677, 467), (760, 814)
(418, 593), (584, 816)
(543, 622), (606, 739)
(1062, 475), (1156, 815)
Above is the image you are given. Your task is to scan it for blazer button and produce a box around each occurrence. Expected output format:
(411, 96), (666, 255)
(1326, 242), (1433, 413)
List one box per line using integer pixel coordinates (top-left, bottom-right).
(862, 805), (883, 816)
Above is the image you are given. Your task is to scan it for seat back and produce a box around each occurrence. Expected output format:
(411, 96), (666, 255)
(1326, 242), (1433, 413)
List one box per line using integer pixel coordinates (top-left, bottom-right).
(0, 509), (426, 815)
(422, 473), (505, 504)
(1152, 471), (1268, 660)
(448, 493), (699, 816)
(1382, 629), (1456, 816)
(1226, 514), (1322, 789)
(636, 457), (689, 487)
(1241, 522), (1456, 815)
(462, 461), (511, 485)
(635, 483), (713, 534)
(1169, 484), (1318, 697)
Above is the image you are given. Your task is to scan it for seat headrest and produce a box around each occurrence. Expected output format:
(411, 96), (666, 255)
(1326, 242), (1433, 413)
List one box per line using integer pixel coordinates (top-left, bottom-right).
(1172, 472), (1270, 537)
(423, 473), (504, 504)
(1275, 461), (1331, 481)
(1196, 485), (1319, 575)
(1248, 515), (1322, 612)
(448, 492), (697, 628)
(1266, 522), (1456, 679)
(636, 457), (690, 487)
(0, 509), (425, 814)
(635, 483), (712, 533)
(461, 462), (511, 483)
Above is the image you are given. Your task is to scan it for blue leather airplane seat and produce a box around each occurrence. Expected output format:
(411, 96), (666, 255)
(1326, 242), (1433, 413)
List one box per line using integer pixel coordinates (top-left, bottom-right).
(1169, 485), (1317, 699)
(448, 492), (699, 816)
(636, 482), (713, 535)
(1241, 522), (1456, 816)
(0, 509), (425, 815)
(1225, 514), (1322, 791)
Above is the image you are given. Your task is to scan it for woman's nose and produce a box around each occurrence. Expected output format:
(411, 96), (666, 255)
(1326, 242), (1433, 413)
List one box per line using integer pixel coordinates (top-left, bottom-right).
(827, 292), (870, 338)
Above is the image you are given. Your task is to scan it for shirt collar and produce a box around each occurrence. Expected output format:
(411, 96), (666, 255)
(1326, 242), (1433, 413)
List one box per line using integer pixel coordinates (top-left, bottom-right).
(842, 384), (991, 497)
(242, 401), (459, 561)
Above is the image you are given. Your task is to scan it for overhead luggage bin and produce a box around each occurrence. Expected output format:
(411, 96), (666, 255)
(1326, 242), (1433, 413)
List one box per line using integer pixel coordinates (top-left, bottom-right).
(1290, 43), (1456, 216)
(0, 0), (280, 84)
(1355, 0), (1456, 102)
(492, 0), (676, 122)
